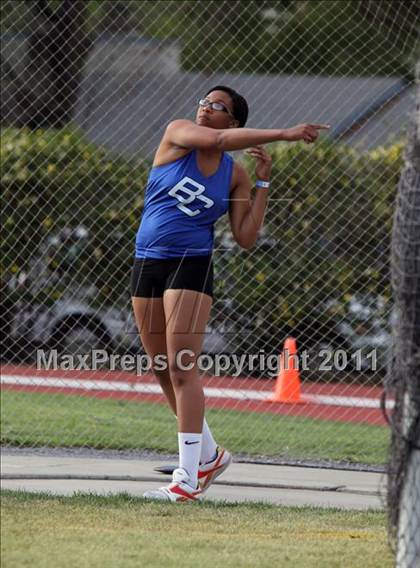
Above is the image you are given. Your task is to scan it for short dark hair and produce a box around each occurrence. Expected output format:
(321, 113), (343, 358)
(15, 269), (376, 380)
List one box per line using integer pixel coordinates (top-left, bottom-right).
(205, 85), (249, 128)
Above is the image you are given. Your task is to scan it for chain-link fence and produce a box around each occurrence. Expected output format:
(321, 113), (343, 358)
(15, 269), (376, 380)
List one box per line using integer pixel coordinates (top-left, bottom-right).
(1, 1), (419, 470)
(385, 63), (420, 568)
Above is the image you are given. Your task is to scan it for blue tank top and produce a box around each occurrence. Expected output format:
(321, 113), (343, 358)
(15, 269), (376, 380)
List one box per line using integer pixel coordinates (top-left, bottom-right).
(135, 150), (234, 259)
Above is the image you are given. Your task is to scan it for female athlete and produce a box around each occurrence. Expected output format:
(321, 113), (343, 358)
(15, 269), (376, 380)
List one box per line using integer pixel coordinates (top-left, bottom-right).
(131, 85), (329, 501)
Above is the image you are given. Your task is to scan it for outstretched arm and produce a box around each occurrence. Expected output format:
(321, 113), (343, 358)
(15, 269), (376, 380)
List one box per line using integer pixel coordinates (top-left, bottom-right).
(165, 119), (330, 152)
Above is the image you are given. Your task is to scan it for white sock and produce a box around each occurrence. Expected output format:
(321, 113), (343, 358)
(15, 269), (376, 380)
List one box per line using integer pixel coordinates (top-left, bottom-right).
(178, 432), (202, 488)
(200, 418), (218, 464)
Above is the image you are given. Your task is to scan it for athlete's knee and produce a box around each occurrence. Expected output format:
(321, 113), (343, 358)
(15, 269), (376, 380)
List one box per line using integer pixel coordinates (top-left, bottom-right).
(171, 373), (188, 390)
(153, 367), (171, 384)
(168, 359), (196, 389)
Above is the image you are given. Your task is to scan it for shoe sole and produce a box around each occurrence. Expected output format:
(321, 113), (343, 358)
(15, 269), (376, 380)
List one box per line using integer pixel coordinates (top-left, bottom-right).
(143, 488), (202, 503)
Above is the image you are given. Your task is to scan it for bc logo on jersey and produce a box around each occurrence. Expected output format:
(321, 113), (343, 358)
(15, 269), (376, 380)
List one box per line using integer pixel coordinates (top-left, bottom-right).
(168, 176), (215, 217)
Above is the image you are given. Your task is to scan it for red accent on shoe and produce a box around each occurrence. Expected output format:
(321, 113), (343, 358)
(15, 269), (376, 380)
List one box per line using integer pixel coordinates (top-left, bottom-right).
(169, 483), (201, 501)
(198, 449), (225, 480)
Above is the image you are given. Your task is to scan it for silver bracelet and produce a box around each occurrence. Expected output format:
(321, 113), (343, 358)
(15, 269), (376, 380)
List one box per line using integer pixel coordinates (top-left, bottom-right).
(255, 180), (270, 189)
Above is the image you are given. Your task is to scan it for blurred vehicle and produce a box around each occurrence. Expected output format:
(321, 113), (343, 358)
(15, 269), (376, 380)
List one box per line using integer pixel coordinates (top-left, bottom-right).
(3, 226), (231, 362)
(333, 294), (392, 371)
(212, 230), (392, 375)
(3, 226), (392, 374)
(210, 293), (392, 375)
(4, 226), (131, 359)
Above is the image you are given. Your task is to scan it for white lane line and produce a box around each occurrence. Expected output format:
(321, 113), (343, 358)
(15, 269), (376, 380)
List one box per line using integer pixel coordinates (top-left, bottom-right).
(1, 375), (394, 409)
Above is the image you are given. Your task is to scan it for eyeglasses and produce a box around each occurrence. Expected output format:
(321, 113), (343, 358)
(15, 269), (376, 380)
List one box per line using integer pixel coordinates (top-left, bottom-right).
(198, 98), (234, 117)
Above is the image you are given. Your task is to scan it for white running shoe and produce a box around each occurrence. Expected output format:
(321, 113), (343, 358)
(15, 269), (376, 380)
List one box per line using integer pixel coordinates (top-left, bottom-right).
(198, 447), (232, 492)
(143, 468), (203, 502)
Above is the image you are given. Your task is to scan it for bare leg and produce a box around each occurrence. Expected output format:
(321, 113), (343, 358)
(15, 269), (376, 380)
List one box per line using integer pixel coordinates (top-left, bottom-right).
(163, 289), (212, 433)
(131, 297), (176, 414)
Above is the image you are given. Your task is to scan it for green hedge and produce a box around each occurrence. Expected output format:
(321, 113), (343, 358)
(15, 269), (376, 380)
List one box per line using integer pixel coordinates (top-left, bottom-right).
(215, 138), (403, 350)
(1, 127), (403, 343)
(1, 127), (148, 306)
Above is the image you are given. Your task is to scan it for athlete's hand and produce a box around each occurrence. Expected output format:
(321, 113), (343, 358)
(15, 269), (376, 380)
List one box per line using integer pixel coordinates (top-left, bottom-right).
(244, 145), (272, 182)
(285, 123), (330, 144)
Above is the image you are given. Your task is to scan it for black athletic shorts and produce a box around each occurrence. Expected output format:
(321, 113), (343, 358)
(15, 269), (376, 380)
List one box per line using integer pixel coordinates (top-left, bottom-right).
(131, 255), (214, 298)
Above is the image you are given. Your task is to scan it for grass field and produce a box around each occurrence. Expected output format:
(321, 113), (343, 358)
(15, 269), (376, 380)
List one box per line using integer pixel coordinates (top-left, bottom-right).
(2, 390), (388, 464)
(1, 491), (393, 568)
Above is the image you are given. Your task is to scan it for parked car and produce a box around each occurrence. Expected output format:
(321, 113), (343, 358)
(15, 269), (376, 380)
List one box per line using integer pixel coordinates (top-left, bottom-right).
(211, 229), (392, 375)
(3, 226), (234, 363)
(3, 226), (392, 375)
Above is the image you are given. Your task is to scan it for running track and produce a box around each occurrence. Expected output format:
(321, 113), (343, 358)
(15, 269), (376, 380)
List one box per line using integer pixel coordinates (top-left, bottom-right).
(1, 364), (392, 426)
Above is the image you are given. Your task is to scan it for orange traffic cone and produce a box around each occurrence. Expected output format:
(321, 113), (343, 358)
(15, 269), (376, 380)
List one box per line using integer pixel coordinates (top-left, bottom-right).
(271, 337), (302, 403)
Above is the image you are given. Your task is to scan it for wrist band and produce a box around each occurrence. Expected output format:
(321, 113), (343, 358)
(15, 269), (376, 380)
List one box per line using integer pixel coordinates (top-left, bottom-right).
(255, 180), (270, 189)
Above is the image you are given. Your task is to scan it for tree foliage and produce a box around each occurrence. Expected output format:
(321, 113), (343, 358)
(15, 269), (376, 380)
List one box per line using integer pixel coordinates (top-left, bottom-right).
(2, 0), (417, 79)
